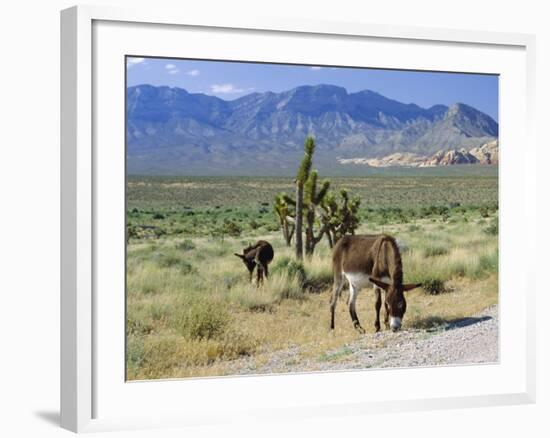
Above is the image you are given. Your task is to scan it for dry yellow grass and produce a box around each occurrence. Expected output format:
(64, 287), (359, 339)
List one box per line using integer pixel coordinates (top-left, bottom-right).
(126, 217), (498, 380)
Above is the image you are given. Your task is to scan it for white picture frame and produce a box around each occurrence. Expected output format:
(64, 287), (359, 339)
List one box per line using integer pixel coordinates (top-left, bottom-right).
(60, 4), (537, 433)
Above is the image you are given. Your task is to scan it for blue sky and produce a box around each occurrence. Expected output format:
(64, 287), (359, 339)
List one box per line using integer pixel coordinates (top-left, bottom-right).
(126, 57), (499, 120)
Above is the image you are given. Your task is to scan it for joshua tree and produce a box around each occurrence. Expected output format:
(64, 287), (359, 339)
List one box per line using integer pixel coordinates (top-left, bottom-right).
(274, 192), (295, 247)
(294, 136), (315, 260)
(322, 189), (361, 247)
(304, 169), (330, 256)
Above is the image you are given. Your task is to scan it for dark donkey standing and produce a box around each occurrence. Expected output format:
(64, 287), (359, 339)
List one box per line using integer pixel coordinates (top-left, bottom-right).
(234, 240), (274, 285)
(330, 234), (421, 333)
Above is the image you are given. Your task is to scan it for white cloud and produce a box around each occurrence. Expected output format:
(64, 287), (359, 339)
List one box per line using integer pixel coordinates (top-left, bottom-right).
(187, 69), (200, 76)
(127, 57), (146, 68)
(310, 66), (323, 70)
(165, 63), (179, 74)
(210, 83), (245, 94)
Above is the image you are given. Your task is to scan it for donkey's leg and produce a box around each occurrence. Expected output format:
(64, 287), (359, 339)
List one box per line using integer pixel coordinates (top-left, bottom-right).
(383, 290), (390, 330)
(256, 264), (263, 286)
(329, 272), (344, 330)
(374, 287), (382, 332)
(348, 283), (365, 334)
(263, 262), (269, 279)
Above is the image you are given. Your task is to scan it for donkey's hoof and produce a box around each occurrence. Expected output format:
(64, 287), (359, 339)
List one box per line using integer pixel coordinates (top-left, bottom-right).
(354, 325), (366, 334)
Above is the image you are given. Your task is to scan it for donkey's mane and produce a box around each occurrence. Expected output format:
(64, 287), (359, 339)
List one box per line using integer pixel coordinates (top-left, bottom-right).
(372, 235), (403, 285)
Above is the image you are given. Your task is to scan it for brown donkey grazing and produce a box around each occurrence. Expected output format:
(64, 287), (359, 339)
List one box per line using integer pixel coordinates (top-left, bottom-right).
(234, 240), (274, 285)
(330, 234), (421, 333)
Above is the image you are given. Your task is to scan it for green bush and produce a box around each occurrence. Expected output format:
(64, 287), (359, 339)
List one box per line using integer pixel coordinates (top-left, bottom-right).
(421, 278), (448, 295)
(264, 222), (280, 232)
(153, 227), (167, 238)
(470, 249), (499, 278)
(126, 336), (146, 372)
(423, 245), (450, 257)
(127, 317), (153, 335)
(127, 225), (138, 241)
(222, 219), (242, 237)
(153, 252), (195, 274)
(479, 207), (490, 218)
(176, 300), (230, 340)
(484, 218), (498, 236)
(176, 239), (196, 251)
(271, 256), (306, 285)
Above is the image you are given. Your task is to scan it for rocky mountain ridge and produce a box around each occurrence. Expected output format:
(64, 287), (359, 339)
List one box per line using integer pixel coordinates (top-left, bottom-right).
(338, 140), (498, 168)
(126, 84), (498, 174)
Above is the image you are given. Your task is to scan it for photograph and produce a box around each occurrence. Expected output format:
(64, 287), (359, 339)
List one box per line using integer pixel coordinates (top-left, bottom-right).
(125, 56), (499, 381)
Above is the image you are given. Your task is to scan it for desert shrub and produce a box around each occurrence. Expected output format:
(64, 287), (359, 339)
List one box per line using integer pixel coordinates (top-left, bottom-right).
(153, 227), (167, 238)
(126, 332), (251, 379)
(149, 302), (171, 322)
(127, 316), (154, 336)
(153, 252), (195, 274)
(268, 271), (305, 301)
(221, 272), (241, 291)
(126, 336), (146, 372)
(127, 225), (138, 241)
(264, 222), (280, 232)
(423, 245), (450, 257)
(175, 239), (196, 251)
(176, 300), (230, 340)
(484, 218), (498, 236)
(303, 255), (333, 290)
(421, 277), (448, 295)
(408, 315), (448, 330)
(407, 224), (422, 232)
(153, 212), (165, 220)
(470, 249), (499, 278)
(215, 329), (258, 359)
(230, 285), (277, 312)
(222, 219), (242, 237)
(271, 256), (306, 285)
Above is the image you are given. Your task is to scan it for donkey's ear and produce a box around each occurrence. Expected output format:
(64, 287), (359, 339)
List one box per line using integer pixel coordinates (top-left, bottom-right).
(369, 277), (390, 290)
(234, 253), (245, 259)
(403, 283), (422, 292)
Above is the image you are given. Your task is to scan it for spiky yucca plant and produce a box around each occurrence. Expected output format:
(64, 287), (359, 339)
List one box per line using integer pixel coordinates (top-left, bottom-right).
(322, 189), (361, 247)
(294, 136), (315, 260)
(274, 192), (295, 246)
(304, 169), (330, 256)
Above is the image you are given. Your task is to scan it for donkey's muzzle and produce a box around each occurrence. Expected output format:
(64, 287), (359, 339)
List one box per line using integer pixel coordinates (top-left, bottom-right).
(389, 316), (402, 332)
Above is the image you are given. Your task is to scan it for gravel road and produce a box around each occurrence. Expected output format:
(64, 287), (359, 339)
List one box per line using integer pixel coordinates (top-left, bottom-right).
(226, 305), (498, 375)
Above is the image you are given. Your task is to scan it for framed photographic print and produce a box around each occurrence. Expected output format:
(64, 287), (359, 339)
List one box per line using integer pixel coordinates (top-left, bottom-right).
(61, 5), (536, 433)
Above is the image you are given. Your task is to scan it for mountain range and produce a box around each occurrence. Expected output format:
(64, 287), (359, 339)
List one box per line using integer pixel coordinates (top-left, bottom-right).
(126, 84), (498, 175)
